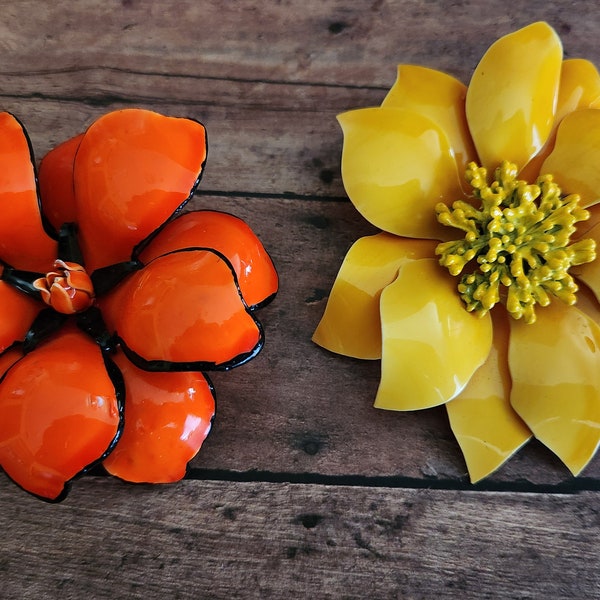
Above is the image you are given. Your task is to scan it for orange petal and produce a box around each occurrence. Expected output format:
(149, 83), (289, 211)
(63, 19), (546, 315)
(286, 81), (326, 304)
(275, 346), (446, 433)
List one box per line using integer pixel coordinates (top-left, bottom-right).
(466, 22), (562, 171)
(0, 327), (121, 500)
(312, 233), (435, 359)
(140, 211), (278, 308)
(0, 112), (57, 272)
(446, 310), (532, 482)
(103, 351), (215, 483)
(0, 346), (23, 379)
(0, 281), (42, 352)
(99, 249), (262, 369)
(74, 109), (207, 271)
(38, 133), (84, 233)
(382, 65), (477, 179)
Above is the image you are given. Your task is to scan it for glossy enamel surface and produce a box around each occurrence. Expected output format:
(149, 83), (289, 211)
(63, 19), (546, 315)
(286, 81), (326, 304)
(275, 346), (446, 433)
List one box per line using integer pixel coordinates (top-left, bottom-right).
(0, 113), (57, 272)
(466, 21), (562, 171)
(0, 280), (42, 352)
(103, 352), (215, 483)
(33, 260), (95, 314)
(509, 301), (600, 475)
(555, 59), (600, 123)
(0, 108), (277, 499)
(542, 109), (600, 207)
(0, 346), (23, 379)
(140, 210), (278, 308)
(314, 21), (600, 482)
(0, 329), (121, 500)
(73, 109), (207, 271)
(446, 311), (532, 483)
(382, 65), (477, 178)
(338, 107), (462, 241)
(312, 233), (435, 359)
(572, 208), (600, 301)
(38, 133), (84, 233)
(518, 59), (600, 182)
(100, 249), (262, 368)
(375, 258), (493, 410)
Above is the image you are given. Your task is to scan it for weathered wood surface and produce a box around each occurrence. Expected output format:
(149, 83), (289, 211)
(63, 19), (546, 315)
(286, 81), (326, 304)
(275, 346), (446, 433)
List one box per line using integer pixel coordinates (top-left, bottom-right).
(1, 0), (600, 597)
(2, 478), (600, 599)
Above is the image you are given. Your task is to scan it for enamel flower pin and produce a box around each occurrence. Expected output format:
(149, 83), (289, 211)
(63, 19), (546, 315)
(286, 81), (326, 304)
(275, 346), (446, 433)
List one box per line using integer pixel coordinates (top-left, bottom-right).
(314, 22), (600, 482)
(0, 109), (277, 501)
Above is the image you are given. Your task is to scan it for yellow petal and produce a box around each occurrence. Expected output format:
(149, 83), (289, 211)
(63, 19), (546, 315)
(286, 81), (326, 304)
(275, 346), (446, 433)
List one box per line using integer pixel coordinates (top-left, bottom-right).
(466, 22), (562, 171)
(313, 233), (435, 359)
(382, 65), (477, 177)
(556, 59), (600, 122)
(571, 205), (600, 300)
(338, 107), (463, 240)
(572, 282), (600, 326)
(519, 59), (600, 182)
(541, 108), (600, 207)
(446, 310), (532, 483)
(375, 258), (493, 410)
(509, 301), (600, 475)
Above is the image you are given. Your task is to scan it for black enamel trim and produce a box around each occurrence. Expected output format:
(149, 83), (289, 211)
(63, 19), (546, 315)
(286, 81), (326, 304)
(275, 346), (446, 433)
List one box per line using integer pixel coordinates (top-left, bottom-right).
(91, 259), (143, 296)
(134, 207), (280, 310)
(0, 334), (126, 503)
(0, 342), (24, 384)
(79, 352), (126, 470)
(1, 265), (44, 300)
(248, 290), (278, 311)
(23, 309), (68, 353)
(118, 320), (265, 373)
(8, 112), (60, 241)
(76, 306), (119, 352)
(132, 118), (208, 260)
(57, 222), (84, 264)
(115, 246), (267, 372)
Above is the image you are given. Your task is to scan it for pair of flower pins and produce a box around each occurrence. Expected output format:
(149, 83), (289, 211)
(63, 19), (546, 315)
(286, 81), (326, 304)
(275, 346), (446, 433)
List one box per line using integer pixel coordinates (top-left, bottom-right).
(2, 21), (600, 501)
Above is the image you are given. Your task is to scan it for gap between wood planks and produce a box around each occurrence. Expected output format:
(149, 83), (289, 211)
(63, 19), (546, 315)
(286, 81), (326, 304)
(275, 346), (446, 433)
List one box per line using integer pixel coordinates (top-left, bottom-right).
(186, 469), (600, 495)
(82, 464), (600, 495)
(200, 189), (350, 202)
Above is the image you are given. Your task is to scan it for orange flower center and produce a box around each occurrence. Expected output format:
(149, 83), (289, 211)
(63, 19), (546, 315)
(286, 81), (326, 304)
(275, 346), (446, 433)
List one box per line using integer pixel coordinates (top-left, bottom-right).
(33, 260), (95, 315)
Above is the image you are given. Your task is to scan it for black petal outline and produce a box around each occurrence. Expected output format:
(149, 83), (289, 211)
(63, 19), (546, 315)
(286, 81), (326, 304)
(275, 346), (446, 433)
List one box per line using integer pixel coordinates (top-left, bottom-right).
(23, 308), (68, 353)
(112, 246), (266, 372)
(7, 112), (60, 241)
(135, 208), (279, 311)
(106, 368), (217, 484)
(0, 333), (125, 503)
(91, 259), (143, 296)
(131, 116), (209, 261)
(0, 264), (44, 300)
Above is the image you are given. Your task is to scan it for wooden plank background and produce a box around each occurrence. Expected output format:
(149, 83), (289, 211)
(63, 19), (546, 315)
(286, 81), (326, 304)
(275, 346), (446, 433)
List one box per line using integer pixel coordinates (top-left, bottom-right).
(1, 1), (599, 597)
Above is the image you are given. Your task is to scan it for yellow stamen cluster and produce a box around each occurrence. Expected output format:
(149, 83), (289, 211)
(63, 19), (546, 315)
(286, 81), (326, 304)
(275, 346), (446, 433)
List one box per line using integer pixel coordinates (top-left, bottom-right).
(435, 161), (596, 324)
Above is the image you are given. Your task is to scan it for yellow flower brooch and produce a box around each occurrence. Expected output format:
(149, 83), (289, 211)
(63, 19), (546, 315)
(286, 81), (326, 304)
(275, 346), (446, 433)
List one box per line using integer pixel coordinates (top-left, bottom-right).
(313, 22), (600, 482)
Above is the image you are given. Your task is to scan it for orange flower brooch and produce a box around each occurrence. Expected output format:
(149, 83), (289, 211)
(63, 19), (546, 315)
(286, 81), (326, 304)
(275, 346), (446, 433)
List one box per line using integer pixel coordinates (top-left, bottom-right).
(0, 109), (277, 501)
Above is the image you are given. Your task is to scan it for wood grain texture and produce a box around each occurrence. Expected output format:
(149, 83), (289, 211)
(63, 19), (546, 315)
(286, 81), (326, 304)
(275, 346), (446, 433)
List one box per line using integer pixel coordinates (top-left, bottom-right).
(1, 478), (599, 599)
(1, 0), (600, 596)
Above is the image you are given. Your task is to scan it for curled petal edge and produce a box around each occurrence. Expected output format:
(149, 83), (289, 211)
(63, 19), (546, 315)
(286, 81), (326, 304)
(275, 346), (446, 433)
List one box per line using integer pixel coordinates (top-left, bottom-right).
(312, 233), (435, 359)
(99, 247), (265, 372)
(375, 258), (493, 411)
